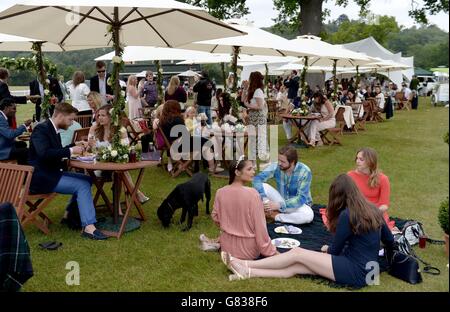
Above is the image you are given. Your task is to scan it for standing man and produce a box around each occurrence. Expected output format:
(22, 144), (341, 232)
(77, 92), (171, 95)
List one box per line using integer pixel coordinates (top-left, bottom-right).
(29, 71), (63, 121)
(283, 70), (300, 104)
(89, 61), (113, 105)
(253, 145), (314, 225)
(0, 68), (38, 104)
(140, 70), (158, 107)
(28, 103), (107, 240)
(193, 70), (215, 125)
(409, 75), (420, 92)
(0, 98), (32, 164)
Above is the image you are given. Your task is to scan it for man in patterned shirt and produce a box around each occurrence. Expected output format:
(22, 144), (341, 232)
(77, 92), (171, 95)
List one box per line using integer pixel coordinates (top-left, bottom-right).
(253, 145), (314, 224)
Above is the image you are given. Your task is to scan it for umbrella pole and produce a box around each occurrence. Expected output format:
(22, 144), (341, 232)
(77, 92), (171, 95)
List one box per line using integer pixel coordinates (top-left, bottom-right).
(32, 42), (49, 119)
(221, 62), (227, 91)
(154, 60), (163, 105)
(300, 56), (309, 99)
(355, 65), (360, 90)
(332, 59), (338, 97)
(231, 46), (240, 94)
(264, 63), (269, 98)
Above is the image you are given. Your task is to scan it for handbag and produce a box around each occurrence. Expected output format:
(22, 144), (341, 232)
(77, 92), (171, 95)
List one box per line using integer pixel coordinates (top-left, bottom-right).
(388, 250), (423, 284)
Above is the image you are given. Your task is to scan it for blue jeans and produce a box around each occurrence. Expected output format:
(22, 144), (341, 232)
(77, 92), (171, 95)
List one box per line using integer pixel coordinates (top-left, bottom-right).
(53, 172), (96, 227)
(198, 105), (212, 125)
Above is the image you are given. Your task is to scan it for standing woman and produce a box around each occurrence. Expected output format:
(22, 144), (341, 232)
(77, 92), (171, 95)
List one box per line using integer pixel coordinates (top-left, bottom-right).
(348, 147), (396, 230)
(306, 92), (335, 147)
(244, 71), (269, 165)
(164, 76), (187, 104)
(224, 174), (394, 288)
(126, 75), (141, 119)
(69, 71), (91, 115)
(206, 157), (277, 260)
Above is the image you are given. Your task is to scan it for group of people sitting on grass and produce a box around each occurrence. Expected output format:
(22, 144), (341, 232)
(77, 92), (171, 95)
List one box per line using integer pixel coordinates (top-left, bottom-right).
(201, 145), (396, 288)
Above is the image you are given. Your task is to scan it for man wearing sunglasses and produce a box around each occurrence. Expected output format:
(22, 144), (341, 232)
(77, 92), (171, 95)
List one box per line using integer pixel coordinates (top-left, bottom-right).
(89, 61), (113, 104)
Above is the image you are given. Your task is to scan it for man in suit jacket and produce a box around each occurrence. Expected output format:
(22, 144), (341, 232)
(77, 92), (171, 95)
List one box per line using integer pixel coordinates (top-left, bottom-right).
(0, 68), (39, 104)
(28, 103), (107, 240)
(89, 61), (113, 105)
(29, 73), (63, 121)
(0, 98), (32, 164)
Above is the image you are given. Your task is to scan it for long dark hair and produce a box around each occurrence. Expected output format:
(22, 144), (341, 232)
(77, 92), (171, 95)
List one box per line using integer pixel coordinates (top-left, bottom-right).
(94, 104), (114, 142)
(247, 71), (264, 103)
(159, 100), (183, 127)
(229, 157), (250, 185)
(327, 174), (384, 235)
(312, 91), (326, 111)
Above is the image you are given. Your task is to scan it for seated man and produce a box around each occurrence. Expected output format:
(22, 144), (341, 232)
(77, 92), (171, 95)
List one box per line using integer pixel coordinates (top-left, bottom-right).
(28, 102), (107, 240)
(253, 145), (314, 225)
(0, 98), (32, 164)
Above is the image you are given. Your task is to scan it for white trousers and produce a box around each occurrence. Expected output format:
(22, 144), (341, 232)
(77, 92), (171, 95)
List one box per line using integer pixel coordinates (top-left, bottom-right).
(262, 183), (314, 224)
(307, 118), (336, 143)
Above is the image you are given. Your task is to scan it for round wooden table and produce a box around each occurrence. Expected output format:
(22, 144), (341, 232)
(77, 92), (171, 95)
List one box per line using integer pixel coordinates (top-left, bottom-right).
(70, 159), (158, 238)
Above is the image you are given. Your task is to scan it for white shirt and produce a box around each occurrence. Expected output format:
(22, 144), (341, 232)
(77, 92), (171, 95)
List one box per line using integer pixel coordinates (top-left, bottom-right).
(403, 87), (412, 100)
(69, 83), (91, 112)
(38, 79), (44, 98)
(376, 93), (385, 110)
(98, 76), (106, 97)
(250, 88), (268, 115)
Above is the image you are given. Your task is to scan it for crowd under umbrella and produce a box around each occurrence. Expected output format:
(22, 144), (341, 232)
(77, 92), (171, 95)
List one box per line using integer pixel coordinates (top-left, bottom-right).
(0, 0), (244, 139)
(0, 33), (64, 119)
(181, 19), (319, 93)
(95, 45), (215, 103)
(288, 35), (374, 97)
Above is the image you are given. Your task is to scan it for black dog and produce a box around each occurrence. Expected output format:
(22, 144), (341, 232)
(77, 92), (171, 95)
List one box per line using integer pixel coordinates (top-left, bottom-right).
(157, 172), (211, 231)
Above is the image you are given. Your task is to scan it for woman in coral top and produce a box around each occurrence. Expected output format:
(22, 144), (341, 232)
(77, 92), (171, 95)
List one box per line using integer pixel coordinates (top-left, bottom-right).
(347, 147), (396, 231)
(209, 156), (278, 261)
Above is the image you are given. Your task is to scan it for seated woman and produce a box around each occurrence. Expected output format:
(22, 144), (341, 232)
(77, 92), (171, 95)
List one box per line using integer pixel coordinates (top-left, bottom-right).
(306, 92), (336, 147)
(87, 91), (103, 124)
(184, 106), (197, 134)
(345, 89), (361, 104)
(224, 174), (394, 288)
(158, 100), (223, 174)
(164, 76), (187, 104)
(201, 157), (278, 260)
(347, 147), (396, 231)
(374, 86), (385, 112)
(87, 105), (149, 204)
(217, 92), (232, 121)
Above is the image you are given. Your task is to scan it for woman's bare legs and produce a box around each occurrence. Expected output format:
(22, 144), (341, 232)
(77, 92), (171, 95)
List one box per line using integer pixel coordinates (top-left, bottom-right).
(232, 247), (335, 281)
(231, 261), (315, 279)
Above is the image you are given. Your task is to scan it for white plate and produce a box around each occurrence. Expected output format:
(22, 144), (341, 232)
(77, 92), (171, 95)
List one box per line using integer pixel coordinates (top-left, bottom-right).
(271, 238), (300, 249)
(274, 225), (302, 235)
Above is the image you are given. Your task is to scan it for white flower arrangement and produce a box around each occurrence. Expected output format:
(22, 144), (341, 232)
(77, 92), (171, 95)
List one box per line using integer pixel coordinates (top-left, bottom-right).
(111, 150), (118, 157)
(119, 127), (127, 134)
(45, 79), (50, 84)
(107, 77), (112, 86)
(44, 89), (50, 96)
(112, 56), (123, 64)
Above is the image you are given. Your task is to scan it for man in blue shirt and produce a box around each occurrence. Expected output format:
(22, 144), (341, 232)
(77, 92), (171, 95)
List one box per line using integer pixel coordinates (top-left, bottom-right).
(253, 145), (314, 224)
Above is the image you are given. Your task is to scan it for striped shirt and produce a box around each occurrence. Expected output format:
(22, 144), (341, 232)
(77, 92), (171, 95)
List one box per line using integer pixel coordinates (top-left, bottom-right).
(253, 162), (313, 212)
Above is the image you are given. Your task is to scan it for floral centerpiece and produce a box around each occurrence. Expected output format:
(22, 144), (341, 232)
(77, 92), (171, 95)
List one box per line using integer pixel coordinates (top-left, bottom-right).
(234, 123), (246, 133)
(291, 103), (309, 116)
(95, 127), (142, 163)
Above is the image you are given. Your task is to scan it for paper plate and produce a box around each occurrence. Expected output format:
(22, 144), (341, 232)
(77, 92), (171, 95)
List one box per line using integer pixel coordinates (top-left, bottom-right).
(271, 238), (300, 249)
(274, 225), (302, 235)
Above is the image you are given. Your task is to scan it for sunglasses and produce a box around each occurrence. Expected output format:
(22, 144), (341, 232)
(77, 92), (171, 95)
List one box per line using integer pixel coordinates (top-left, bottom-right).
(97, 70), (106, 73)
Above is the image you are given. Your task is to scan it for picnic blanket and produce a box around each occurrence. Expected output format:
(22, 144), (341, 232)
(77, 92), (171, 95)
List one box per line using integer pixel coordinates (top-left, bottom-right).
(0, 202), (34, 292)
(267, 204), (408, 287)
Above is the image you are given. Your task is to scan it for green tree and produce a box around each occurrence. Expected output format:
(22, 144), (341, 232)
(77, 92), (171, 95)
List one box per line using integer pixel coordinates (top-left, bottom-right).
(178, 0), (249, 19)
(273, 0), (449, 36)
(326, 15), (401, 46)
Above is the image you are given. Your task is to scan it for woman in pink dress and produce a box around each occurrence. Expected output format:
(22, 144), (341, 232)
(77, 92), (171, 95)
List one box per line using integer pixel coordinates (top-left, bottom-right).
(209, 157), (277, 261)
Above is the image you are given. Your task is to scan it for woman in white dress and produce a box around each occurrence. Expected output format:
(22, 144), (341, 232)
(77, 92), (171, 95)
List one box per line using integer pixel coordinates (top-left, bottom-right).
(88, 105), (150, 205)
(69, 71), (91, 115)
(127, 75), (141, 119)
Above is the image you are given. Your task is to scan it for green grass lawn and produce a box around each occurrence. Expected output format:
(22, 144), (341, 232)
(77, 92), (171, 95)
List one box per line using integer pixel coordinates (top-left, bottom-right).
(14, 97), (449, 292)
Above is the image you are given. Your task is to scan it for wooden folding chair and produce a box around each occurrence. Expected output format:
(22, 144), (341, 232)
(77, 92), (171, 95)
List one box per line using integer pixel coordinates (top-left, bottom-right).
(71, 127), (90, 144)
(266, 99), (278, 124)
(74, 115), (93, 128)
(122, 117), (145, 145)
(319, 107), (345, 146)
(395, 91), (410, 111)
(351, 103), (366, 131)
(0, 163), (56, 234)
(157, 125), (193, 178)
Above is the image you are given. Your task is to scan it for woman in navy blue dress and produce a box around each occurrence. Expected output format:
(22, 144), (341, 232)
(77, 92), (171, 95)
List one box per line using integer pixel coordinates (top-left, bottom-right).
(225, 174), (394, 288)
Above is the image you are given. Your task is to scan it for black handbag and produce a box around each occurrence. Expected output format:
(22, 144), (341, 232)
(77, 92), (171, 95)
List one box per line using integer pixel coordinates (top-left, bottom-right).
(388, 251), (423, 284)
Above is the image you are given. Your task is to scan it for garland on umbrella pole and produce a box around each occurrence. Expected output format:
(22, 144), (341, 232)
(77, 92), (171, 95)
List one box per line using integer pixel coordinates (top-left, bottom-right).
(154, 60), (164, 105)
(299, 56), (309, 99)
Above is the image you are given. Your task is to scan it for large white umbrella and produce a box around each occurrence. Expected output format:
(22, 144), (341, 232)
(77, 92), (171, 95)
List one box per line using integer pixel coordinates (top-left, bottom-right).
(95, 46), (214, 62)
(0, 33), (62, 51)
(0, 0), (245, 51)
(177, 69), (201, 77)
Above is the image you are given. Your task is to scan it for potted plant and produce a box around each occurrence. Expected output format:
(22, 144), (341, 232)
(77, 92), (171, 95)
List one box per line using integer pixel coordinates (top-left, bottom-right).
(438, 197), (449, 258)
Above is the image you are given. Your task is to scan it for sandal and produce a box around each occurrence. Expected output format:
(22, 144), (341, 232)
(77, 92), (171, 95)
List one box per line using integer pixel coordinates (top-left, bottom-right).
(220, 251), (247, 270)
(228, 261), (251, 281)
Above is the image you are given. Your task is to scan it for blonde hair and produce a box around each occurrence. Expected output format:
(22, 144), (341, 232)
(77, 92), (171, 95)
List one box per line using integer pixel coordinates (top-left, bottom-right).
(167, 75), (180, 96)
(87, 91), (102, 110)
(356, 147), (381, 188)
(127, 75), (137, 88)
